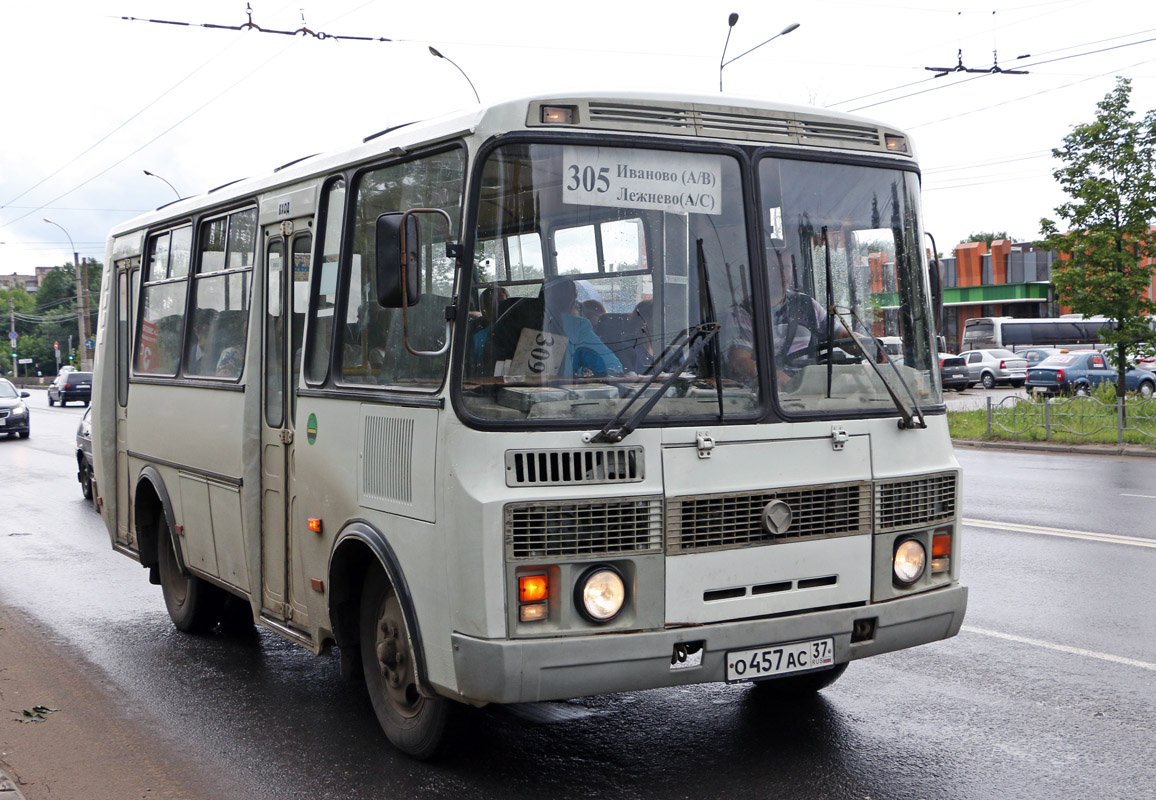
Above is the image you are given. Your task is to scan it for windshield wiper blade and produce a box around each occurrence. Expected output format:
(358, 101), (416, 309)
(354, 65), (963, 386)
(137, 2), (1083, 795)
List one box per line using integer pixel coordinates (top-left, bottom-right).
(587, 323), (721, 444)
(831, 307), (927, 430)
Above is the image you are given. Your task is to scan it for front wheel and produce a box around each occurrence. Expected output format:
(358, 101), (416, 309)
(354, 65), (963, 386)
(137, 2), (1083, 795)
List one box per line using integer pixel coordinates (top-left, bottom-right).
(360, 567), (449, 759)
(750, 662), (849, 698)
(1140, 381), (1154, 399)
(156, 517), (224, 632)
(48, 396), (55, 406)
(981, 373), (995, 390)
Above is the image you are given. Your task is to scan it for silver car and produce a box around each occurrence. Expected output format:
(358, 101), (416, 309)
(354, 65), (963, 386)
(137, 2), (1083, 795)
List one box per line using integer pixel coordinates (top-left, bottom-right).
(959, 348), (1028, 389)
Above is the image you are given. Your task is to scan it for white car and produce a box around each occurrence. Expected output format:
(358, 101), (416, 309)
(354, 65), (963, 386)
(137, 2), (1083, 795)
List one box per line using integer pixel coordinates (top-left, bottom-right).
(958, 349), (1028, 389)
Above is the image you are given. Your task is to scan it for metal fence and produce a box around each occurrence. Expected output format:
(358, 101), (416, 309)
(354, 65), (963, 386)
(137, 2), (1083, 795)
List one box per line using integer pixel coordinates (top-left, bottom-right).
(986, 395), (1156, 443)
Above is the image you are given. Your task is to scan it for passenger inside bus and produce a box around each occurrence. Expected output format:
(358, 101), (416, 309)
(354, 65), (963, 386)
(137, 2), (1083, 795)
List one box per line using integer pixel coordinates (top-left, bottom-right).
(542, 278), (624, 377)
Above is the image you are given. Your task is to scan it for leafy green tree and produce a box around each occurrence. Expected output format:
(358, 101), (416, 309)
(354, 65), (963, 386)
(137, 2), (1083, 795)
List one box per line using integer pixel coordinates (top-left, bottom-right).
(1039, 77), (1156, 400)
(961, 231), (1013, 248)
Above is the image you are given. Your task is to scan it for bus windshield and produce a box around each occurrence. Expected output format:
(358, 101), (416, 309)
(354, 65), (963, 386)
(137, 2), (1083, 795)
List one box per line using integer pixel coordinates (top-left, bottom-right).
(757, 157), (939, 414)
(458, 142), (938, 423)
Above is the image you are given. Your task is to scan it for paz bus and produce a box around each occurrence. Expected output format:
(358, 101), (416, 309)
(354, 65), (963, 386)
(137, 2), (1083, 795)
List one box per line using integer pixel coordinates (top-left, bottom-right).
(91, 91), (967, 757)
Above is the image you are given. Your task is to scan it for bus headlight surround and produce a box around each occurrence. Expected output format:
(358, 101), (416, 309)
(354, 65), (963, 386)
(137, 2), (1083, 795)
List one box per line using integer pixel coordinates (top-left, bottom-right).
(575, 565), (626, 623)
(893, 538), (927, 586)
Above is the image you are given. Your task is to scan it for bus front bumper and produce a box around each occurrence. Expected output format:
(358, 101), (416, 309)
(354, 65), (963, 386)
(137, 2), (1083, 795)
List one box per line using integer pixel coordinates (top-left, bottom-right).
(448, 583), (967, 705)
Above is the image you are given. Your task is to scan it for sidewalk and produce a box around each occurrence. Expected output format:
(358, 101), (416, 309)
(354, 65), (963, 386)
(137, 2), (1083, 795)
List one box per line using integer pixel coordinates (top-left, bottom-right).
(953, 437), (1156, 458)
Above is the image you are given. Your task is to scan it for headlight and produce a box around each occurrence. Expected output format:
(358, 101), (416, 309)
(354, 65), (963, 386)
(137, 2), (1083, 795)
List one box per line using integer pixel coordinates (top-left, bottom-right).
(575, 566), (626, 623)
(893, 539), (926, 585)
(11, 405), (27, 417)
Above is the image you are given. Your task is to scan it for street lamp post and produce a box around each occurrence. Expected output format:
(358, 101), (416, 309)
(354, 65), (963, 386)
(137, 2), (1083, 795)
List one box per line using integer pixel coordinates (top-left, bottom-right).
(143, 169), (182, 201)
(43, 218), (92, 371)
(719, 15), (801, 91)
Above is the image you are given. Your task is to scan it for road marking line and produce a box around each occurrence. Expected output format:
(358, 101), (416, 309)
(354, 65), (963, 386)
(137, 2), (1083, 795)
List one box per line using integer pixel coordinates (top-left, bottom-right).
(962, 518), (1156, 549)
(1121, 493), (1156, 499)
(963, 626), (1156, 672)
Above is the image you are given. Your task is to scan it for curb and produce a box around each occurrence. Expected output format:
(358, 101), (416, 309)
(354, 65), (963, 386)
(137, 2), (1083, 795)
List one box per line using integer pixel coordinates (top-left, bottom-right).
(0, 764), (28, 800)
(952, 438), (1156, 458)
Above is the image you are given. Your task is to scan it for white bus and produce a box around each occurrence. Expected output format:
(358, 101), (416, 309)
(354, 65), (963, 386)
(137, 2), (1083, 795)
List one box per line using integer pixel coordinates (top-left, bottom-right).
(91, 91), (966, 758)
(962, 315), (1113, 352)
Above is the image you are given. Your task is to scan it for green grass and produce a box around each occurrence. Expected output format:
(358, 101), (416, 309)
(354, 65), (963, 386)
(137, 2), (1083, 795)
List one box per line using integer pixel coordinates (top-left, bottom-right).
(948, 382), (1156, 447)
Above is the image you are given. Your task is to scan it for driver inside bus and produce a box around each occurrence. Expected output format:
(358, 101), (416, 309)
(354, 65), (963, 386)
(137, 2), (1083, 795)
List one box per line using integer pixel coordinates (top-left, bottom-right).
(728, 239), (870, 387)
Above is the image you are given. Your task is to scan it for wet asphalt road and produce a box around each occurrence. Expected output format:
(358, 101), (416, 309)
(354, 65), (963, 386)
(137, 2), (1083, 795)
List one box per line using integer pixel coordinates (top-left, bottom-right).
(2, 390), (1155, 799)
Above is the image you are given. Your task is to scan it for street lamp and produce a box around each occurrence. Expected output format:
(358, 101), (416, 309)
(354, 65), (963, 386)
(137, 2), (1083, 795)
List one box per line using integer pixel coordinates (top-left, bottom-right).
(429, 46), (481, 104)
(43, 218), (92, 371)
(719, 16), (801, 91)
(143, 169), (182, 201)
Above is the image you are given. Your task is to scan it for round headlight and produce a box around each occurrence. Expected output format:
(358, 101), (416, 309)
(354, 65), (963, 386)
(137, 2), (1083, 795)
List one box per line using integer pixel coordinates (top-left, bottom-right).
(893, 539), (927, 585)
(576, 566), (626, 623)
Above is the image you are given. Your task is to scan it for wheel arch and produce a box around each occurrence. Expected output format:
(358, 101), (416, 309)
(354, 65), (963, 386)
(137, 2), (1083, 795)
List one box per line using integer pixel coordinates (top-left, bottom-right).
(134, 465), (185, 573)
(328, 521), (433, 694)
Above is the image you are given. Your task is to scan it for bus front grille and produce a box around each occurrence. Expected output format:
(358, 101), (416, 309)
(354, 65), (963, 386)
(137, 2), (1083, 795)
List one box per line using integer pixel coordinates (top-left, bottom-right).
(505, 496), (663, 559)
(875, 472), (957, 532)
(666, 482), (872, 554)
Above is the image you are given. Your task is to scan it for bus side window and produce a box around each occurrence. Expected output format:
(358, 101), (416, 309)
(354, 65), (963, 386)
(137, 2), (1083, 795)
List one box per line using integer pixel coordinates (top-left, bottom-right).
(341, 149), (464, 389)
(135, 225), (192, 376)
(305, 178), (345, 385)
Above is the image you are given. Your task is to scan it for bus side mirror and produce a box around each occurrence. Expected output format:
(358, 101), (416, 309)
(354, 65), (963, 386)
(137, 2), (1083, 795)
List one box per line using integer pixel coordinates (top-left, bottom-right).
(925, 232), (944, 336)
(375, 212), (422, 308)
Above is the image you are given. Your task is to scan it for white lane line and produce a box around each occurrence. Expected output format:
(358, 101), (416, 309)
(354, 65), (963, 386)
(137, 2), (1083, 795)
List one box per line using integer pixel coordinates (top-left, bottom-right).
(962, 518), (1156, 549)
(1121, 493), (1156, 499)
(963, 625), (1156, 672)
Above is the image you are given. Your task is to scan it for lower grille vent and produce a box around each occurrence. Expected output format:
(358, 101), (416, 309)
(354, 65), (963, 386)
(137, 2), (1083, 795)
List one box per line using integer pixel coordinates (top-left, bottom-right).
(875, 473), (957, 531)
(667, 482), (871, 554)
(505, 496), (662, 559)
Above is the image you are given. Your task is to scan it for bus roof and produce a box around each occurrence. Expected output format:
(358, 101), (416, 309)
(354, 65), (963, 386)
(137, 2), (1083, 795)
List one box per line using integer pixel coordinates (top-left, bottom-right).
(108, 90), (915, 242)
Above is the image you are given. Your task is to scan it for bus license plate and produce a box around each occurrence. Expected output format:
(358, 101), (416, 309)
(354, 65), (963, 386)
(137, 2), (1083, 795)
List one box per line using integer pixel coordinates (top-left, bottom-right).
(726, 638), (834, 682)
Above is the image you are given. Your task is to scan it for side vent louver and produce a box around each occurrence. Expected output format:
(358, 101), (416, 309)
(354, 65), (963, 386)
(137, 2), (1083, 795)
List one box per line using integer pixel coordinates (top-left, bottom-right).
(505, 447), (644, 487)
(363, 416), (415, 504)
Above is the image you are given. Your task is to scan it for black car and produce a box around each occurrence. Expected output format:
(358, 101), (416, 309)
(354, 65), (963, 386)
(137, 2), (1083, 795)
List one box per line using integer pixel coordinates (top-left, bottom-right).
(939, 353), (969, 392)
(0, 378), (31, 438)
(77, 406), (96, 502)
(48, 371), (92, 406)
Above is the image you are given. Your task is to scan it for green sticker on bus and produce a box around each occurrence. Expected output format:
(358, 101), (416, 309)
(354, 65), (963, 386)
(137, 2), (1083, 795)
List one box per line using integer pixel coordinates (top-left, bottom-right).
(306, 413), (318, 444)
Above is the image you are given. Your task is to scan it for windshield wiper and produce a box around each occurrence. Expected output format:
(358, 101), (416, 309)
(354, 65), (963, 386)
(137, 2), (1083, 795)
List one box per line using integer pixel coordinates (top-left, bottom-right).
(586, 322), (721, 444)
(830, 306), (927, 430)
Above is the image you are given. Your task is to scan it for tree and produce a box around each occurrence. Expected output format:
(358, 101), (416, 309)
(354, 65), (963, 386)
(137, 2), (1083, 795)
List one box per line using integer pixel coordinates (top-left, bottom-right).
(960, 231), (1013, 248)
(1039, 77), (1156, 400)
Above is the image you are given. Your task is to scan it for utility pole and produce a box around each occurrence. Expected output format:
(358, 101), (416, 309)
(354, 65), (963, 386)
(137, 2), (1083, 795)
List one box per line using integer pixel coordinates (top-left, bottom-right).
(8, 296), (15, 379)
(79, 257), (92, 370)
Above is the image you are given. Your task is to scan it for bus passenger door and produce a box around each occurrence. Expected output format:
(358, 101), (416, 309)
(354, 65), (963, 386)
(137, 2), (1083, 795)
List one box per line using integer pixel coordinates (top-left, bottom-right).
(259, 229), (311, 623)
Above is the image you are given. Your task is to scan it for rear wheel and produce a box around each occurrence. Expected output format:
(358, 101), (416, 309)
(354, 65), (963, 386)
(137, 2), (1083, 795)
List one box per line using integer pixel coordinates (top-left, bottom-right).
(1074, 384), (1091, 397)
(360, 567), (449, 759)
(80, 462), (93, 500)
(981, 372), (995, 390)
(156, 517), (224, 632)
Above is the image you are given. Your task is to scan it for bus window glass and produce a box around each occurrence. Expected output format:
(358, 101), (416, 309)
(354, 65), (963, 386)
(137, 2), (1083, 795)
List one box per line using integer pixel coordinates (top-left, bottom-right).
(291, 234), (311, 419)
(462, 142), (757, 422)
(135, 227), (191, 376)
(306, 180), (345, 385)
(758, 157), (939, 413)
(186, 208), (256, 379)
(340, 149), (464, 388)
(265, 239), (286, 427)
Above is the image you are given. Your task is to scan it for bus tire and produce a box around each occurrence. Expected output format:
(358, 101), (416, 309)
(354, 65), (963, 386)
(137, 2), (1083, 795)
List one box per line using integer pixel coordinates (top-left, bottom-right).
(750, 662), (848, 698)
(157, 517), (224, 633)
(80, 462), (93, 500)
(359, 566), (448, 759)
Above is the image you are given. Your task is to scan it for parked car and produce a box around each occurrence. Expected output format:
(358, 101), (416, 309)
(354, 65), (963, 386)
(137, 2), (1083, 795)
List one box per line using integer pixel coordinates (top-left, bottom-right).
(76, 406), (96, 502)
(958, 349), (1028, 389)
(1015, 347), (1065, 367)
(0, 378), (31, 438)
(1026, 351), (1156, 398)
(938, 353), (969, 392)
(48, 371), (92, 406)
